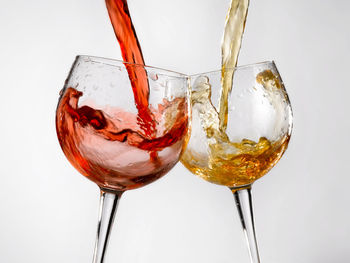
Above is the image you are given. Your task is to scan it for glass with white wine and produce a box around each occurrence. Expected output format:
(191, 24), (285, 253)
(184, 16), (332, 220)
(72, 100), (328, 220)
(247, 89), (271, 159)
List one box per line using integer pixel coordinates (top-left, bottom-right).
(181, 61), (293, 263)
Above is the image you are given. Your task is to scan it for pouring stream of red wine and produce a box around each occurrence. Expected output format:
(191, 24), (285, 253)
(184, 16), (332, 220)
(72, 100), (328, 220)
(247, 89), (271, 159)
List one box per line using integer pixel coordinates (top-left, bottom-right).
(105, 0), (155, 138)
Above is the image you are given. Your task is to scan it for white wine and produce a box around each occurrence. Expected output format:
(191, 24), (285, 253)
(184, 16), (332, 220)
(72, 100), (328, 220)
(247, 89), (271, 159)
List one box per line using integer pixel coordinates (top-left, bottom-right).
(219, 0), (250, 131)
(182, 135), (290, 188)
(181, 0), (291, 190)
(182, 69), (290, 188)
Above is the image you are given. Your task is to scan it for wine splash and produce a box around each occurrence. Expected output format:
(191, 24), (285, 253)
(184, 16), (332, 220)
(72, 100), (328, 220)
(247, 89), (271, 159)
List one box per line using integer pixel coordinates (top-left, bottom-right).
(181, 70), (290, 188)
(182, 135), (290, 188)
(181, 0), (288, 188)
(56, 87), (188, 191)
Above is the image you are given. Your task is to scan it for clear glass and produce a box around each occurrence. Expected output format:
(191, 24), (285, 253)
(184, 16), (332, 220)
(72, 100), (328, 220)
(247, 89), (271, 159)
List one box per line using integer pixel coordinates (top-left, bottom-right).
(56, 55), (190, 262)
(181, 61), (293, 263)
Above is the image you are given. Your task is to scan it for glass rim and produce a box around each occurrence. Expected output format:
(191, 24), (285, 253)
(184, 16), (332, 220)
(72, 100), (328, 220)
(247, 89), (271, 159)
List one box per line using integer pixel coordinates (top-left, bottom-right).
(190, 60), (276, 77)
(75, 55), (188, 78)
(74, 56), (276, 79)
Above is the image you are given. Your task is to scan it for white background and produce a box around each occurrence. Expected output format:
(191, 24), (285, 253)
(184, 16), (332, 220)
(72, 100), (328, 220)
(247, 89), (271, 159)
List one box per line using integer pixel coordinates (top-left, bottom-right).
(1, 0), (349, 262)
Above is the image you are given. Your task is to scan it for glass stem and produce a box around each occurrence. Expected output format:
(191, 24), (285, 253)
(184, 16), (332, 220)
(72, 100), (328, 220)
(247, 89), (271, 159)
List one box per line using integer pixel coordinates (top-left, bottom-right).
(92, 190), (123, 263)
(232, 186), (261, 263)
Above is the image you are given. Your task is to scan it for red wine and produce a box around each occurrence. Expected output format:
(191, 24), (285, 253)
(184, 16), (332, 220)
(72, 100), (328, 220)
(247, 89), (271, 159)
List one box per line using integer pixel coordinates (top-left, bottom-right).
(57, 0), (189, 191)
(56, 87), (188, 191)
(105, 0), (155, 137)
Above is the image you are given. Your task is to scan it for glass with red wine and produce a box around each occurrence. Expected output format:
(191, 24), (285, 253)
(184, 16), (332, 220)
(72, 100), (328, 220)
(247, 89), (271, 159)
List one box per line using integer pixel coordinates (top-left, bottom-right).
(56, 55), (190, 262)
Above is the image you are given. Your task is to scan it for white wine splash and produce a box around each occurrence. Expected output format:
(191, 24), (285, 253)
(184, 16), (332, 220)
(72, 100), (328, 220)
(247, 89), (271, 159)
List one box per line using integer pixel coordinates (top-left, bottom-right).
(182, 0), (290, 188)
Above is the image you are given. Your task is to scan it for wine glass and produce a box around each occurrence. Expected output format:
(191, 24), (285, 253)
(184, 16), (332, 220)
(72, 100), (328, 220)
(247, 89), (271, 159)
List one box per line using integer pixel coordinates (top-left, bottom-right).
(56, 55), (190, 262)
(181, 61), (292, 263)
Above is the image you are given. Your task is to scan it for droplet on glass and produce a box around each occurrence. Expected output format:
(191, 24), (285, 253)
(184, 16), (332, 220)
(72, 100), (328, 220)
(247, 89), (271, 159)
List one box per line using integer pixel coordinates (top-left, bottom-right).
(150, 72), (158, 81)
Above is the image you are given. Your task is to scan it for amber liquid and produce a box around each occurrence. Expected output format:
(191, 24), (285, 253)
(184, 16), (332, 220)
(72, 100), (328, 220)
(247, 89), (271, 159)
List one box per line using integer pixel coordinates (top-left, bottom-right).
(182, 136), (289, 188)
(181, 63), (289, 189)
(56, 88), (188, 191)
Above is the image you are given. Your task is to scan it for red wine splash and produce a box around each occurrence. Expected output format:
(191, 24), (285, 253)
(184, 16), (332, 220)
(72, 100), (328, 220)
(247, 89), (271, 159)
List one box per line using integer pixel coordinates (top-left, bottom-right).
(56, 0), (189, 192)
(56, 87), (188, 191)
